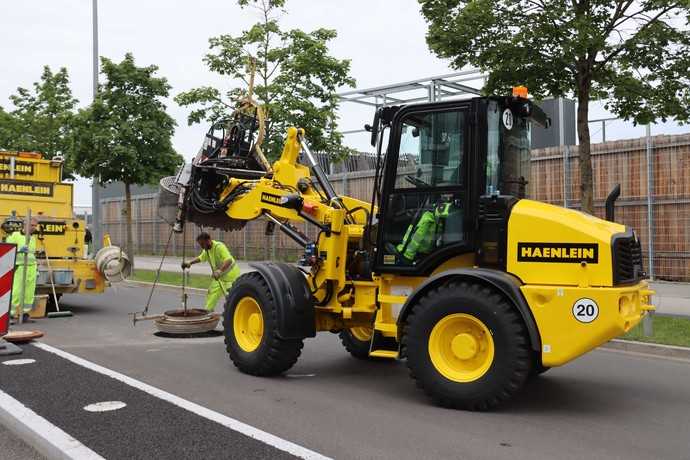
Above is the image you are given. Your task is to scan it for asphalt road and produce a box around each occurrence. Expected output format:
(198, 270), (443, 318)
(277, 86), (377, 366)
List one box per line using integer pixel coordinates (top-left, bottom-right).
(5, 284), (690, 460)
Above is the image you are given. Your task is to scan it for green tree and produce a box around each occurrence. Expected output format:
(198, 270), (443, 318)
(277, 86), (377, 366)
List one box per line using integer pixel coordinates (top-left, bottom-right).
(0, 106), (18, 150)
(420, 0), (690, 213)
(71, 54), (183, 265)
(0, 66), (78, 177)
(175, 0), (355, 160)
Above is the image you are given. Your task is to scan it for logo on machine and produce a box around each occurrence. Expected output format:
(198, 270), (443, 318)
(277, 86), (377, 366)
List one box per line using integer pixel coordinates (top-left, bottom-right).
(38, 222), (67, 235)
(0, 159), (34, 176)
(0, 180), (52, 197)
(517, 242), (598, 263)
(261, 192), (287, 206)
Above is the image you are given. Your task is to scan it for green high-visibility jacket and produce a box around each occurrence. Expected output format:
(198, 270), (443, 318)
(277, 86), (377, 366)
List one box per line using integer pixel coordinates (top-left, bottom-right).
(6, 231), (37, 265)
(397, 203), (450, 261)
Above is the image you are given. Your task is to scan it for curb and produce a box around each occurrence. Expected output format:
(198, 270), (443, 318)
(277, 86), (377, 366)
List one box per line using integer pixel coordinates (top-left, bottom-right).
(124, 280), (207, 293)
(0, 388), (104, 460)
(600, 339), (690, 360)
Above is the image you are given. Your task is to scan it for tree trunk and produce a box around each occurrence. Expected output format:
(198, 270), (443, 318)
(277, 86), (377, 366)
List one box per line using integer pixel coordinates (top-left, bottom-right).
(576, 84), (594, 215)
(124, 182), (135, 270)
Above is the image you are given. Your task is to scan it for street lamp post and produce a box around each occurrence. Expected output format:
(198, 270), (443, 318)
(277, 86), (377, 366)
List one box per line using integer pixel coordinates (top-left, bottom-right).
(91, 0), (101, 252)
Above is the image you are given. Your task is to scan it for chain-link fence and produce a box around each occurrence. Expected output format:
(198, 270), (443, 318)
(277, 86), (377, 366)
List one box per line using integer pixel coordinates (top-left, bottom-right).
(102, 132), (690, 281)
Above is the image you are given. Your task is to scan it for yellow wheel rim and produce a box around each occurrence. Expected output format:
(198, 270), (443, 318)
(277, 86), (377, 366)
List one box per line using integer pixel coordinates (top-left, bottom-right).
(428, 313), (494, 383)
(349, 326), (373, 342)
(233, 297), (264, 352)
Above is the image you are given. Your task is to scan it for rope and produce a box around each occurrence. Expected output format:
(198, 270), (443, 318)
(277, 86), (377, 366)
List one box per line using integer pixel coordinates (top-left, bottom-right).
(142, 226), (175, 317)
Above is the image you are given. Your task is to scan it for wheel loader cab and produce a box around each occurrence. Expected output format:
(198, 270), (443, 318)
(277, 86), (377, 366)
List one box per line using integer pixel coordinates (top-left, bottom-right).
(376, 96), (539, 273)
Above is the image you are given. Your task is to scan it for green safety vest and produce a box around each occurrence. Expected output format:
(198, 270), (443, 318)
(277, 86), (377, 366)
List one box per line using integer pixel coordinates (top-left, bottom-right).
(396, 203), (451, 261)
(6, 231), (37, 265)
(199, 240), (237, 282)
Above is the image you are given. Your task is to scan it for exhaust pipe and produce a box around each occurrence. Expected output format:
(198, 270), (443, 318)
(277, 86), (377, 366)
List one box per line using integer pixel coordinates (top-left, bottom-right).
(605, 184), (621, 222)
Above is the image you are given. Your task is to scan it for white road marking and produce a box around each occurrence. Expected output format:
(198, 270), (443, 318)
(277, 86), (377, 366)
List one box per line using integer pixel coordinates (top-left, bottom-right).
(83, 401), (127, 412)
(0, 388), (105, 460)
(33, 342), (332, 460)
(2, 358), (36, 366)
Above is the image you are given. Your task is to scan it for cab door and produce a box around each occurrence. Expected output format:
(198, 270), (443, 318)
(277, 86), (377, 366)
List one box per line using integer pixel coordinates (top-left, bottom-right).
(375, 102), (474, 275)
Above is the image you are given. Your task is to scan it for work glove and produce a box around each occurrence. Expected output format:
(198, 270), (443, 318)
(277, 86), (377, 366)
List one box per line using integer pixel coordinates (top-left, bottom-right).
(181, 261), (190, 270)
(212, 270), (222, 280)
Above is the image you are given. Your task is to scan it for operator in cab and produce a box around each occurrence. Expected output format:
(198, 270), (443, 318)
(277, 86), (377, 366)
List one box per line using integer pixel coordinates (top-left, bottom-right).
(181, 232), (241, 312)
(7, 218), (38, 320)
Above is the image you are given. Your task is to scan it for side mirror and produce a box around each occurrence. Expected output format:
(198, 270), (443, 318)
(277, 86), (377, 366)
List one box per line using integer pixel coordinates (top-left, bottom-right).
(368, 109), (382, 147)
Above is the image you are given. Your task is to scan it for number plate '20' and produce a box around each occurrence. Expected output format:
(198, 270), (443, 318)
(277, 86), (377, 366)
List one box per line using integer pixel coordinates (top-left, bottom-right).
(572, 298), (599, 323)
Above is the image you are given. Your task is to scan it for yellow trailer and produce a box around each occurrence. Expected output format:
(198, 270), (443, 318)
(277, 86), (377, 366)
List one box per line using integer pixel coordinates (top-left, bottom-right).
(0, 151), (128, 306)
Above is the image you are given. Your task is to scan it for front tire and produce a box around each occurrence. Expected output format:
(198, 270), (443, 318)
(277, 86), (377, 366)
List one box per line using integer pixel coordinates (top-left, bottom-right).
(223, 273), (303, 376)
(402, 281), (531, 411)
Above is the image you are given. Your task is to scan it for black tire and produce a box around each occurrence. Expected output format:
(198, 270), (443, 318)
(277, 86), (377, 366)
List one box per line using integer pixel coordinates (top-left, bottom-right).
(339, 328), (372, 360)
(402, 281), (531, 411)
(223, 272), (303, 376)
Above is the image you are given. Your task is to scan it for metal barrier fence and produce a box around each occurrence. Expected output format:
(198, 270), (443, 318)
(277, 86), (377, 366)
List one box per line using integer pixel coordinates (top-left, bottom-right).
(102, 132), (690, 281)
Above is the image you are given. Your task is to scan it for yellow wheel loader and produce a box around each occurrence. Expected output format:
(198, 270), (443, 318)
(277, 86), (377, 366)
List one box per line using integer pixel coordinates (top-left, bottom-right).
(160, 88), (653, 410)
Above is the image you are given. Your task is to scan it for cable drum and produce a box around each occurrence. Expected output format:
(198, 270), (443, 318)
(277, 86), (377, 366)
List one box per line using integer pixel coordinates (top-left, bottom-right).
(95, 246), (132, 283)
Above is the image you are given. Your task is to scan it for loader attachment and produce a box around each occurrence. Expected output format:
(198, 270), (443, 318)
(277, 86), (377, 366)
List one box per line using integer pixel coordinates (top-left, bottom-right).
(159, 96), (270, 232)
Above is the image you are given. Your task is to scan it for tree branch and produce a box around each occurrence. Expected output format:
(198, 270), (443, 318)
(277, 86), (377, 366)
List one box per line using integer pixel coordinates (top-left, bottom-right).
(595, 4), (681, 71)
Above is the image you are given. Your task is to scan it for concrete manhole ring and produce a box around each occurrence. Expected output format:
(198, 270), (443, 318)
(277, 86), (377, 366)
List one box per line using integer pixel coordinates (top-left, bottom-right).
(154, 309), (220, 335)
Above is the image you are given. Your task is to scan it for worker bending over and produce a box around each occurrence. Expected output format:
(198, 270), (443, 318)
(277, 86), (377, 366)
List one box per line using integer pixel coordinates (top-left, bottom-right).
(182, 232), (240, 312)
(7, 219), (38, 319)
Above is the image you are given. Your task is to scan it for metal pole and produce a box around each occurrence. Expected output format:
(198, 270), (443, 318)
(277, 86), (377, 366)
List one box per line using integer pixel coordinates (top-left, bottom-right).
(242, 224), (247, 260)
(643, 124), (654, 337)
(563, 146), (569, 208)
(91, 0), (102, 252)
(646, 124), (655, 280)
(559, 98), (566, 208)
(17, 210), (31, 325)
(602, 121), (606, 143)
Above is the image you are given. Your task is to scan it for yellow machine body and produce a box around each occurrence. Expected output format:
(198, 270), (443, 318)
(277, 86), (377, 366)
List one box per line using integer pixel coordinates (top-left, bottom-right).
(178, 92), (654, 409)
(208, 129), (653, 368)
(0, 151), (106, 296)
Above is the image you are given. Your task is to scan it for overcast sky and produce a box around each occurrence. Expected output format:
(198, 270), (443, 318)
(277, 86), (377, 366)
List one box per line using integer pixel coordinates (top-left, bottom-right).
(1, 0), (687, 206)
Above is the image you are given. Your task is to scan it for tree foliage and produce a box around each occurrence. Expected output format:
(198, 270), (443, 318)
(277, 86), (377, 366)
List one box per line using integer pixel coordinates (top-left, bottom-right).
(71, 54), (182, 186)
(175, 0), (355, 160)
(419, 0), (690, 213)
(71, 54), (183, 262)
(0, 66), (78, 177)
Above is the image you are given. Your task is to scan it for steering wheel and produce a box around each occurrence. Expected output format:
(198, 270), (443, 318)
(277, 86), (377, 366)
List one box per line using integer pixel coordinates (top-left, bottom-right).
(405, 175), (429, 188)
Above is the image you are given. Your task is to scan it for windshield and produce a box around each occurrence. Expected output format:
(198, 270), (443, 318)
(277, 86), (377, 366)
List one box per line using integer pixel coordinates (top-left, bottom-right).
(486, 100), (531, 198)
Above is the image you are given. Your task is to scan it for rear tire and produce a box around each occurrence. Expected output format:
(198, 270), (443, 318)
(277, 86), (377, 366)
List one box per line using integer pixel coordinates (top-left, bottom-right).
(223, 272), (303, 376)
(402, 281), (531, 411)
(339, 327), (373, 360)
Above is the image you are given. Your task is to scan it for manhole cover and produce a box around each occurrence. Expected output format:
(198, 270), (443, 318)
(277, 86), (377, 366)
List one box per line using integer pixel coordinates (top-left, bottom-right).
(3, 331), (44, 343)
